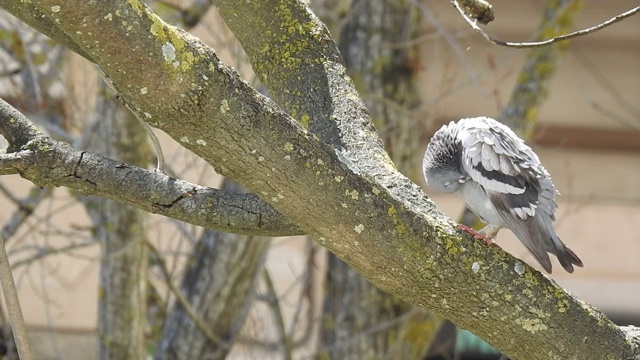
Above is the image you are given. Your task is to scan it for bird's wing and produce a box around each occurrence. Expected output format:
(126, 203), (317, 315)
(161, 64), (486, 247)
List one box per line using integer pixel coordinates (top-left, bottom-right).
(488, 193), (552, 273)
(457, 120), (553, 272)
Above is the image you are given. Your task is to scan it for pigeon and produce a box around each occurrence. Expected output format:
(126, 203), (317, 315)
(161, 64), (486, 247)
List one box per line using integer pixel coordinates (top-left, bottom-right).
(422, 116), (583, 273)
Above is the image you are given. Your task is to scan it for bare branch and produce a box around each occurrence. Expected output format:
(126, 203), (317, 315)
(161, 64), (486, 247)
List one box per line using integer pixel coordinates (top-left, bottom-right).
(0, 185), (51, 241)
(499, 0), (581, 136)
(137, 118), (165, 172)
(411, 0), (489, 97)
(0, 97), (41, 150)
(0, 99), (301, 237)
(262, 269), (293, 360)
(451, 1), (640, 48)
(0, 234), (33, 359)
(11, 242), (96, 269)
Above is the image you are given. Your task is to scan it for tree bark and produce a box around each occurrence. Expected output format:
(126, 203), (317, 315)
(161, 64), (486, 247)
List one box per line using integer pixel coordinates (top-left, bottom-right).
(0, 2), (638, 359)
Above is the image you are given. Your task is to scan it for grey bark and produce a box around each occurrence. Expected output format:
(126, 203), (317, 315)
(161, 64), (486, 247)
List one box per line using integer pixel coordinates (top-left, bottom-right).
(0, 234), (32, 359)
(0, 133), (299, 236)
(155, 181), (269, 359)
(0, 2), (638, 359)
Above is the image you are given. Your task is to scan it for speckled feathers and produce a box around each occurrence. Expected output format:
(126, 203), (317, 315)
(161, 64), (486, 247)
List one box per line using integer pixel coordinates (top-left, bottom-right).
(423, 117), (583, 273)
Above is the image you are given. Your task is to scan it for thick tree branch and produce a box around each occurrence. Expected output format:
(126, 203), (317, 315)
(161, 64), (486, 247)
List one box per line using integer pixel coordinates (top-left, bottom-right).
(215, 0), (392, 167)
(0, 1), (638, 359)
(317, 2), (438, 358)
(0, 100), (300, 236)
(0, 1), (94, 61)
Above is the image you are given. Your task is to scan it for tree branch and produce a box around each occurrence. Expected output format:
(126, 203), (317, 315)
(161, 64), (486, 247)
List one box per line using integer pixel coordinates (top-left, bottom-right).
(0, 234), (33, 360)
(452, 1), (640, 49)
(0, 100), (300, 237)
(0, 1), (638, 358)
(262, 268), (293, 360)
(215, 0), (392, 167)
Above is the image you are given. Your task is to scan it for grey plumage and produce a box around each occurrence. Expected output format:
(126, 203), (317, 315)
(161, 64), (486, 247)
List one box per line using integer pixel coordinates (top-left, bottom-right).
(422, 116), (583, 273)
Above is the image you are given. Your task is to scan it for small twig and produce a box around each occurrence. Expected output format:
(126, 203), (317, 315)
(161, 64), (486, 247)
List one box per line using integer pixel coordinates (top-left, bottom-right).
(0, 185), (51, 241)
(124, 101), (165, 173)
(286, 239), (316, 347)
(451, 1), (640, 48)
(262, 268), (293, 360)
(572, 47), (640, 121)
(0, 234), (33, 360)
(0, 67), (21, 77)
(580, 88), (640, 131)
(140, 120), (165, 173)
(11, 242), (96, 269)
(411, 0), (488, 96)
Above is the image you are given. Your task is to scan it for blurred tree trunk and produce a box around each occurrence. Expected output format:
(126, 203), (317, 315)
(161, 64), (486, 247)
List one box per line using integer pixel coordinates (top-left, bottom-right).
(155, 180), (270, 359)
(78, 85), (151, 359)
(318, 1), (443, 358)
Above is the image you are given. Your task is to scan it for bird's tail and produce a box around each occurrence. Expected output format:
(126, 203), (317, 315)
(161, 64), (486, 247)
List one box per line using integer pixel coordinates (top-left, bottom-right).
(538, 217), (583, 273)
(555, 244), (583, 273)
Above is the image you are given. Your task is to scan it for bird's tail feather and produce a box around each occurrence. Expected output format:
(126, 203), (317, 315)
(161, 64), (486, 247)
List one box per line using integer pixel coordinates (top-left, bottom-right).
(555, 244), (583, 273)
(539, 216), (583, 273)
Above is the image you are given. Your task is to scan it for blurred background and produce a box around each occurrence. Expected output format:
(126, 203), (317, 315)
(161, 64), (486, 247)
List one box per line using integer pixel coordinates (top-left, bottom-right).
(0, 0), (637, 359)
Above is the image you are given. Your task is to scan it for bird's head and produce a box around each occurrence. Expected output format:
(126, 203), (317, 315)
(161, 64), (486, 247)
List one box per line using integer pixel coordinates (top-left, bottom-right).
(422, 123), (465, 194)
(423, 163), (465, 194)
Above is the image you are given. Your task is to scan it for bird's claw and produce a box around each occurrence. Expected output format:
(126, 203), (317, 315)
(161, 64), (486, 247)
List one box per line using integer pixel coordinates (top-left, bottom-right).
(457, 224), (499, 247)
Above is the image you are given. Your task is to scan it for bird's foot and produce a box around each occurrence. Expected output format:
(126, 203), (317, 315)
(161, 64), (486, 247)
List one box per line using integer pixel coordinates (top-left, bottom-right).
(457, 224), (499, 247)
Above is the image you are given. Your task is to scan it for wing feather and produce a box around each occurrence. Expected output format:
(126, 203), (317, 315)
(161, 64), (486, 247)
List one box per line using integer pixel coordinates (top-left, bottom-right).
(445, 117), (580, 273)
(490, 193), (553, 273)
(458, 118), (553, 271)
(499, 156), (511, 174)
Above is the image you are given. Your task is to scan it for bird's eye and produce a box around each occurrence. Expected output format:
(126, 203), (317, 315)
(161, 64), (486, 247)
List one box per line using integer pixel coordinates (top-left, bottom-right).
(444, 181), (451, 187)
